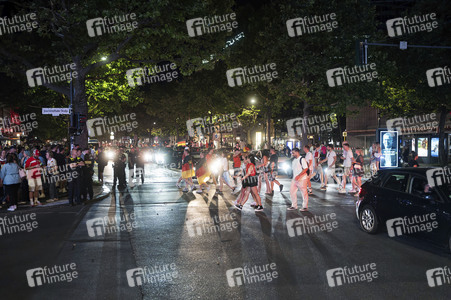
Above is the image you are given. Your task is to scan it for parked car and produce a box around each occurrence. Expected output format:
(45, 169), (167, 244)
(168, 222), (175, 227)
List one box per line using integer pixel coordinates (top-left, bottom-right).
(356, 168), (451, 253)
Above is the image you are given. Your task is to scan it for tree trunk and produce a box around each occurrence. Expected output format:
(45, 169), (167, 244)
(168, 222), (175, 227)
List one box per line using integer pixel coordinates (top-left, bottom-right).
(438, 105), (448, 166)
(73, 74), (88, 149)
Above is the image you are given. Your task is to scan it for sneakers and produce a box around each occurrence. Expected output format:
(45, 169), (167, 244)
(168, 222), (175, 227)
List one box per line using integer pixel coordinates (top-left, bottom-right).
(308, 188), (313, 195)
(235, 204), (243, 210)
(7, 205), (16, 211)
(196, 189), (203, 194)
(189, 185), (194, 192)
(39, 193), (45, 198)
(279, 184), (284, 192)
(35, 200), (42, 206)
(349, 189), (357, 193)
(320, 186), (327, 190)
(250, 202), (257, 208)
(182, 187), (188, 192)
(254, 205), (264, 211)
(287, 206), (297, 210)
(30, 200), (34, 207)
(176, 182), (181, 188)
(300, 207), (308, 212)
(338, 188), (347, 194)
(206, 186), (211, 192)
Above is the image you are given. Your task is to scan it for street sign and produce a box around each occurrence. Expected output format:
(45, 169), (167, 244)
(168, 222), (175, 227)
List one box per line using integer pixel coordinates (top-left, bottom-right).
(400, 41), (407, 50)
(42, 108), (71, 116)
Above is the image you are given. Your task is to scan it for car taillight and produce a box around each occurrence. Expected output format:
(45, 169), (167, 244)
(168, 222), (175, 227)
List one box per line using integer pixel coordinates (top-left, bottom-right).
(358, 187), (366, 198)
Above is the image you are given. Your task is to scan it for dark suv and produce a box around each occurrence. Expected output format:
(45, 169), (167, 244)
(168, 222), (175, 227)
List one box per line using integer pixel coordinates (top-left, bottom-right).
(356, 168), (451, 253)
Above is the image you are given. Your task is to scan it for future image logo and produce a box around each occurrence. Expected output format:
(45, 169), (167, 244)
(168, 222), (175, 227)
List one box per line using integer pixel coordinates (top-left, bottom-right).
(86, 14), (138, 37)
(126, 264), (178, 287)
(226, 263), (278, 287)
(226, 63), (278, 87)
(326, 64), (378, 87)
(186, 13), (238, 37)
(426, 167), (451, 188)
(86, 114), (138, 137)
(386, 214), (438, 237)
(386, 13), (438, 37)
(326, 263), (378, 287)
(286, 13), (338, 37)
(426, 266), (451, 287)
(26, 64), (78, 88)
(426, 66), (451, 87)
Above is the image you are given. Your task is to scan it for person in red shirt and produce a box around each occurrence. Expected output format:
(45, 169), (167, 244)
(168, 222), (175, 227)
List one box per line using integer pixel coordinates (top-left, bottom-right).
(235, 154), (263, 211)
(232, 149), (242, 187)
(25, 149), (43, 206)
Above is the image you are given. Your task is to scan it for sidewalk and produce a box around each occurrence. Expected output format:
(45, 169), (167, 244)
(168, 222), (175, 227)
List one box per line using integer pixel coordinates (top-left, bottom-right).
(1, 183), (111, 212)
(35, 184), (111, 208)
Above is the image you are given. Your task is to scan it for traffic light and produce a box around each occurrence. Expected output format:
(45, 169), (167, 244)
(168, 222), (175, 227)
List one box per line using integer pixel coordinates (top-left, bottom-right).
(70, 113), (87, 136)
(78, 114), (87, 129)
(355, 40), (368, 65)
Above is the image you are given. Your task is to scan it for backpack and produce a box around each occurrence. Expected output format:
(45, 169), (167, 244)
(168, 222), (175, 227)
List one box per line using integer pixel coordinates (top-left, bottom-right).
(300, 157), (310, 176)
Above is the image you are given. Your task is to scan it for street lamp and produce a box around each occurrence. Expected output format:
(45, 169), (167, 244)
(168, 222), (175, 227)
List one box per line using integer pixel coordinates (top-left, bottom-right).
(250, 98), (256, 104)
(101, 56), (107, 61)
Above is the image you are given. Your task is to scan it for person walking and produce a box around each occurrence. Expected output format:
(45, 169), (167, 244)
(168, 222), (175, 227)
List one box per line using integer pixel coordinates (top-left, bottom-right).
(340, 142), (353, 194)
(269, 148), (283, 193)
(127, 148), (136, 188)
(319, 144), (342, 192)
(257, 150), (271, 195)
(0, 154), (21, 211)
(135, 148), (145, 184)
(218, 150), (235, 195)
(181, 149), (195, 192)
(176, 147), (190, 188)
(205, 149), (218, 188)
(232, 149), (242, 188)
(351, 148), (364, 195)
(96, 147), (108, 184)
(304, 145), (314, 195)
(312, 144), (325, 189)
(195, 152), (210, 193)
(287, 148), (309, 212)
(235, 154), (263, 211)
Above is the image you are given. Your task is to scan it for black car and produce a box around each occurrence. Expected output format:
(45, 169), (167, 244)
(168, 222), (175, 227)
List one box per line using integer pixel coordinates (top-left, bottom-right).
(356, 168), (451, 252)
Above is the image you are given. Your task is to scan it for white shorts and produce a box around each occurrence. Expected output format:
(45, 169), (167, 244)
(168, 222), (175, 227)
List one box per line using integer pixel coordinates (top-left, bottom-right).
(28, 177), (42, 192)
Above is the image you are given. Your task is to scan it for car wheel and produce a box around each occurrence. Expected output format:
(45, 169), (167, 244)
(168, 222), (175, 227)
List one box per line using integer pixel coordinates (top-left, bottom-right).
(359, 205), (379, 234)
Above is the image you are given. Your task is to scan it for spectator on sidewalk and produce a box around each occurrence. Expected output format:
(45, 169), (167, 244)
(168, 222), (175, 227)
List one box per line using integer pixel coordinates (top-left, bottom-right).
(408, 151), (419, 167)
(45, 151), (58, 202)
(25, 149), (43, 207)
(81, 148), (94, 201)
(0, 154), (21, 211)
(67, 149), (83, 206)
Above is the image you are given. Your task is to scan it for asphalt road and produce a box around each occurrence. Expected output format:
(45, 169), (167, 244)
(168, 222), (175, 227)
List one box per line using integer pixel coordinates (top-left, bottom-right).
(1, 163), (450, 300)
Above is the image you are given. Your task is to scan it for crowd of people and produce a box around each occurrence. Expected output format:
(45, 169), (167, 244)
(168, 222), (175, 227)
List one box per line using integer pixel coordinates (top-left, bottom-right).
(0, 144), (99, 211)
(173, 141), (398, 213)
